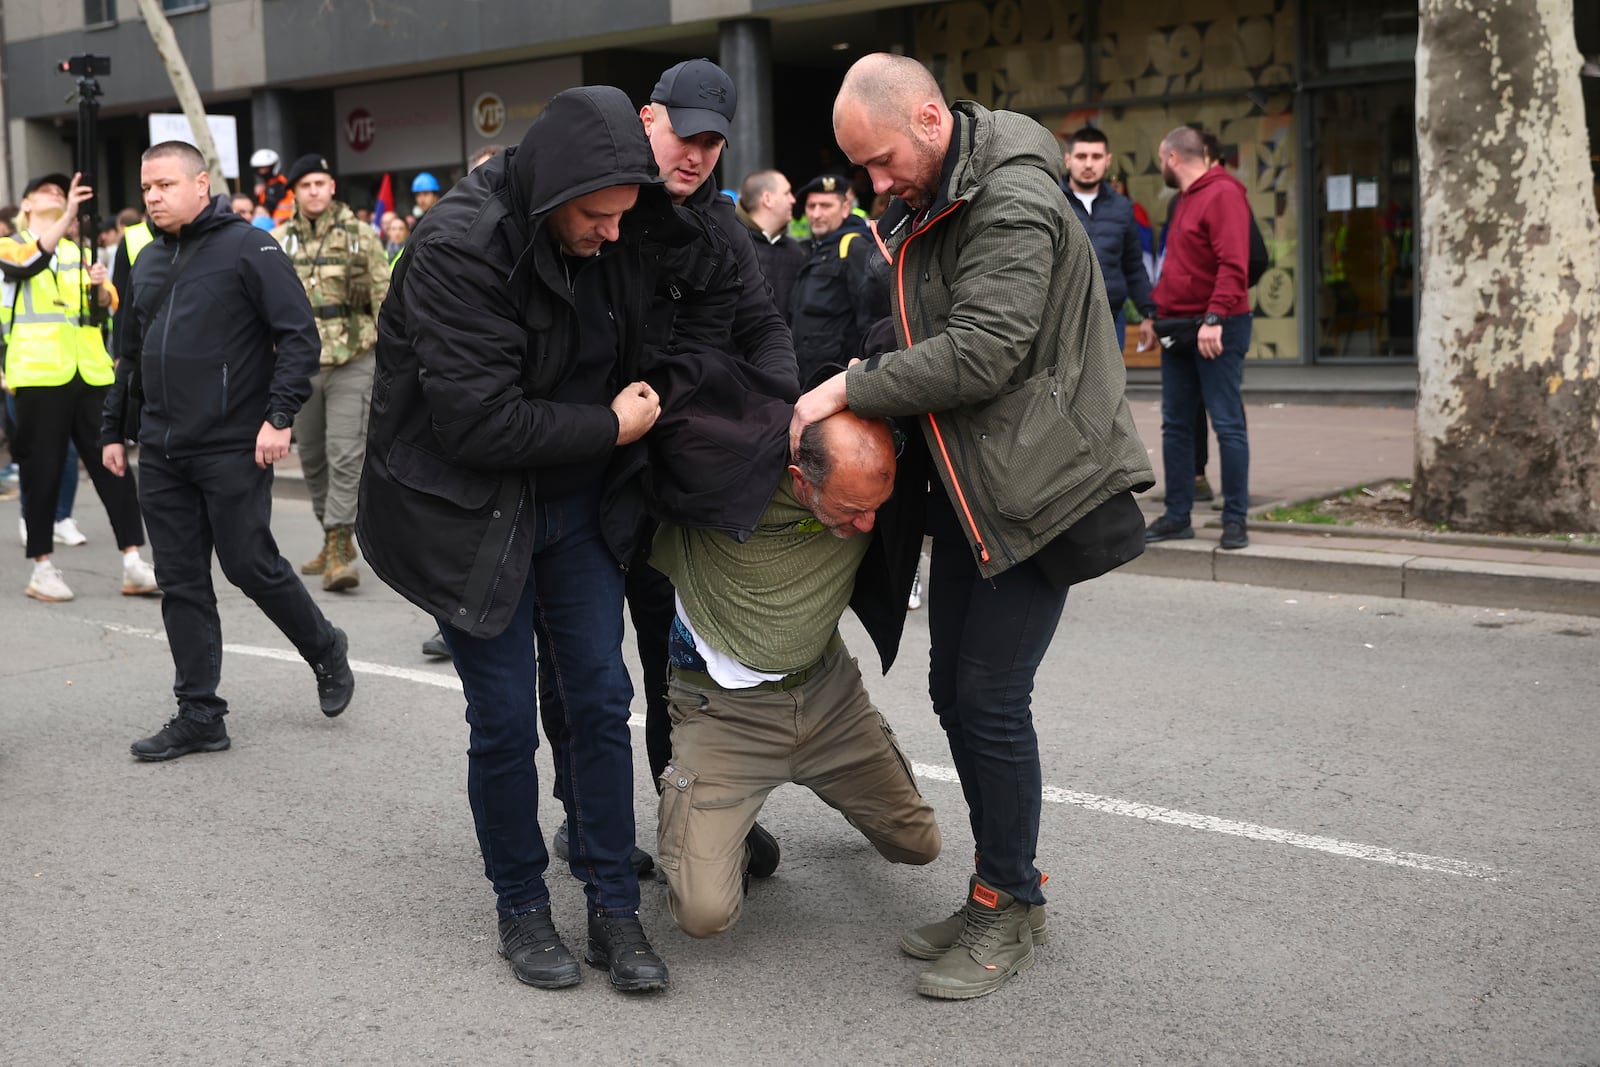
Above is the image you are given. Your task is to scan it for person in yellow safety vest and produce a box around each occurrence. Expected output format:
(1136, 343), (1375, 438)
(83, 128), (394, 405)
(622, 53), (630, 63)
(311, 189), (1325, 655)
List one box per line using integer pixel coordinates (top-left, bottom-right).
(109, 216), (154, 350)
(0, 171), (157, 602)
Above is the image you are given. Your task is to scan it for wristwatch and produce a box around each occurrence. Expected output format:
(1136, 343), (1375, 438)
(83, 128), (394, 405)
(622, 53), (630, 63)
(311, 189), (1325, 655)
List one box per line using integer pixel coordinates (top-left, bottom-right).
(1202, 312), (1222, 327)
(267, 411), (292, 431)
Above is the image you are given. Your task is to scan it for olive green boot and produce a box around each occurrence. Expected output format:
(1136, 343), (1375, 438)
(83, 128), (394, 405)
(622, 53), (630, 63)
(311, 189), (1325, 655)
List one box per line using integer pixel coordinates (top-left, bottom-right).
(900, 897), (1047, 960)
(322, 525), (360, 592)
(301, 528), (334, 576)
(914, 876), (1035, 1000)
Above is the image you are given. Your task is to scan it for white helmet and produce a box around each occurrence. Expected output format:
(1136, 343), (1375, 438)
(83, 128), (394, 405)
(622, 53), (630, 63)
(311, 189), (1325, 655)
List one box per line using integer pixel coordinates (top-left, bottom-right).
(249, 149), (280, 171)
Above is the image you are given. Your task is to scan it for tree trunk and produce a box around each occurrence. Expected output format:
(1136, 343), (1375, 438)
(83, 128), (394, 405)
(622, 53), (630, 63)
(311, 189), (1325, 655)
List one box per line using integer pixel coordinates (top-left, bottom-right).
(1413, 0), (1600, 532)
(133, 0), (228, 192)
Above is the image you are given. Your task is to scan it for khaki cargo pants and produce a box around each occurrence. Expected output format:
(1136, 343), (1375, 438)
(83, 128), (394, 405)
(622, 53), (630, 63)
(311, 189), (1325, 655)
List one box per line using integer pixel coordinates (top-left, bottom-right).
(294, 349), (373, 529)
(657, 641), (941, 938)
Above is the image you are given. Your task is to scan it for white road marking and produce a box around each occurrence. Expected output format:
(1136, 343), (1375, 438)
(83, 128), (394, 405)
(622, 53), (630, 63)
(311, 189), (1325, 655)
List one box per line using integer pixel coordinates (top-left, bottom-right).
(94, 619), (1503, 880)
(914, 764), (1500, 879)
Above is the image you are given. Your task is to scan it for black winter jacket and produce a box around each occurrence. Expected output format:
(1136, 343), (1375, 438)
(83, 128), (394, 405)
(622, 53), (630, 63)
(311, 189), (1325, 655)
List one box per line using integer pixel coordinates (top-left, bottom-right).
(1062, 181), (1154, 315)
(358, 85), (737, 639)
(100, 196), (320, 455)
(790, 215), (890, 389)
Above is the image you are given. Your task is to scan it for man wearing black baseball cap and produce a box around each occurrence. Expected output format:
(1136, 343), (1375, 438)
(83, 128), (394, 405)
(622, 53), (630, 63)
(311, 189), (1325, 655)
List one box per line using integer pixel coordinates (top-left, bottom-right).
(540, 59), (797, 895)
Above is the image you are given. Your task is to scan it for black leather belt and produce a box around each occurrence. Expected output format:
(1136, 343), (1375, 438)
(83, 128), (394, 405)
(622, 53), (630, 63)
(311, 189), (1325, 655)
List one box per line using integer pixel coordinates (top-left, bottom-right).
(312, 304), (352, 320)
(673, 631), (842, 693)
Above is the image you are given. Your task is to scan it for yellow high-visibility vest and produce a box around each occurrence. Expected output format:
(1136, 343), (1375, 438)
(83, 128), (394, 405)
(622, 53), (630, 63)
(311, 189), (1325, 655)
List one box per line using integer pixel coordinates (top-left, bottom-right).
(3, 233), (114, 389)
(123, 221), (154, 265)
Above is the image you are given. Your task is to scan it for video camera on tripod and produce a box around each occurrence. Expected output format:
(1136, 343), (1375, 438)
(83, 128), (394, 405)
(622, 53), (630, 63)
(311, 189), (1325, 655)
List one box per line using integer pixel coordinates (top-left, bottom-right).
(57, 53), (111, 328)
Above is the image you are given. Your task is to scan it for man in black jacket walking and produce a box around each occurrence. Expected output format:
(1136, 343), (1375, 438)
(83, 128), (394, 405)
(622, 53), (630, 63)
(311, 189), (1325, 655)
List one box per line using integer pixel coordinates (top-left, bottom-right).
(101, 141), (355, 761)
(359, 86), (704, 994)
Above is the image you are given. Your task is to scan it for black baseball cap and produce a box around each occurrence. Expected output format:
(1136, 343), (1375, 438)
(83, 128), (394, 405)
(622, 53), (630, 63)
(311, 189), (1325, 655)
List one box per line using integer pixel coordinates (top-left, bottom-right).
(650, 58), (737, 140)
(285, 153), (334, 187)
(22, 173), (72, 198)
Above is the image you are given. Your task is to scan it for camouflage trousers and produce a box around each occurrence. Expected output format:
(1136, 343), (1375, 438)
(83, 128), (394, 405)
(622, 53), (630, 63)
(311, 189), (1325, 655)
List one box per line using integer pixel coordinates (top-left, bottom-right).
(295, 349), (374, 529)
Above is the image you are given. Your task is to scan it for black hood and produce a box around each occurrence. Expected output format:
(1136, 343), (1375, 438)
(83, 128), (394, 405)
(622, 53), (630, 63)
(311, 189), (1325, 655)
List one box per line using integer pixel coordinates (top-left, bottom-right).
(510, 85), (666, 220)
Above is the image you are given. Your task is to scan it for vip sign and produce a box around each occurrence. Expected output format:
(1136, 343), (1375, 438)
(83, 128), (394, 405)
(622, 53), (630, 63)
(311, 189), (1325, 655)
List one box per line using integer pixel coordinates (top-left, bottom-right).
(474, 93), (507, 139)
(346, 109), (378, 153)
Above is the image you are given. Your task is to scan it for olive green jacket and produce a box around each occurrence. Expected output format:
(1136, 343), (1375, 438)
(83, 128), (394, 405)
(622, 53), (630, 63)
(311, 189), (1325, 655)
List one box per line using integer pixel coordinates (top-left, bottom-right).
(846, 101), (1153, 577)
(272, 201), (391, 367)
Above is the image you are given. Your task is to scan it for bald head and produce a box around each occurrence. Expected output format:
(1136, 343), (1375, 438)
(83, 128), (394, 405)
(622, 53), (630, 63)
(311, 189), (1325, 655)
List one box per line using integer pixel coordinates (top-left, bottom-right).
(834, 53), (944, 130)
(790, 411), (897, 539)
(832, 54), (951, 210)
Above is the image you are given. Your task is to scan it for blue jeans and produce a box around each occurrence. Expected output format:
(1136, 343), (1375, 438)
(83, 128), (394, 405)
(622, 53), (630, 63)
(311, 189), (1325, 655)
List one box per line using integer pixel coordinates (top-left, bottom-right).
(439, 487), (638, 918)
(925, 487), (1068, 907)
(1111, 306), (1126, 351)
(1159, 314), (1251, 524)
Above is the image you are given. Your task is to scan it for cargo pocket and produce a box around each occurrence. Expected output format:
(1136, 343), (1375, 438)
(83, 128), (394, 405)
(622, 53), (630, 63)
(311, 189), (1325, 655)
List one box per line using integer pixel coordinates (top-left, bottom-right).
(878, 714), (924, 798)
(655, 765), (698, 873)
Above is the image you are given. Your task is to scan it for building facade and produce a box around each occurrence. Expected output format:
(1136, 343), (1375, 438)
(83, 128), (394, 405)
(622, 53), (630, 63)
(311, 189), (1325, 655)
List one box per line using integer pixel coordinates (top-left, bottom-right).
(4, 0), (1596, 365)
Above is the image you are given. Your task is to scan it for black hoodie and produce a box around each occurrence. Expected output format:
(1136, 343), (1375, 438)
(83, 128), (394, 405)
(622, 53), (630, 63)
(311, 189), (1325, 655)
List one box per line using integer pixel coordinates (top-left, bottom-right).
(101, 194), (320, 456)
(359, 85), (736, 638)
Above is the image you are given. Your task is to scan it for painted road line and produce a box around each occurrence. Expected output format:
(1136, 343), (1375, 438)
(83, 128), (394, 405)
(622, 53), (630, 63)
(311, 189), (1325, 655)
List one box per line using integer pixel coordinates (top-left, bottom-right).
(94, 619), (1503, 880)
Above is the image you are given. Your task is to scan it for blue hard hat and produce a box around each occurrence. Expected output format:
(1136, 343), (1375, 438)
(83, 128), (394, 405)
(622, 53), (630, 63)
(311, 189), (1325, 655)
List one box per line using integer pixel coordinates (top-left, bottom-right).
(411, 172), (441, 194)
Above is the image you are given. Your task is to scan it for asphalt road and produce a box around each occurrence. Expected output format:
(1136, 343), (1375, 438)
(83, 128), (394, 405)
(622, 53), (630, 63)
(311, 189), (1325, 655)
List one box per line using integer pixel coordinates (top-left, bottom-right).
(3, 492), (1597, 1066)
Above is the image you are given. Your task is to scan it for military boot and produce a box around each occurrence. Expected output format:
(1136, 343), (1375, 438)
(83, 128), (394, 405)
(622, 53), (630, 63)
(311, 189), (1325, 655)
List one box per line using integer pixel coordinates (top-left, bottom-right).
(301, 527), (335, 576)
(914, 875), (1035, 1000)
(322, 525), (360, 592)
(901, 898), (1047, 960)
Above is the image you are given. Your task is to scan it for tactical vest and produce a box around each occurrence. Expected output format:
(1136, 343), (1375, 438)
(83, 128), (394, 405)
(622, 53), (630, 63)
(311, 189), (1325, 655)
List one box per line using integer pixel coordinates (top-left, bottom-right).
(272, 204), (385, 367)
(3, 232), (113, 389)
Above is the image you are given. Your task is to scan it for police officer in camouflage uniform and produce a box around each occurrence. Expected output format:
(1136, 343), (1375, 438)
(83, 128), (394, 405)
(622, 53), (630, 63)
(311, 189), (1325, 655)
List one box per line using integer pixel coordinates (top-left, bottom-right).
(273, 154), (391, 591)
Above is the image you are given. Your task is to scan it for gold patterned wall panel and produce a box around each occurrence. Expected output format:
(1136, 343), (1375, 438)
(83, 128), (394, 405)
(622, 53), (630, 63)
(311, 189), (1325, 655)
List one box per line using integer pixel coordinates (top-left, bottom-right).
(912, 0), (1090, 111)
(1097, 0), (1294, 100)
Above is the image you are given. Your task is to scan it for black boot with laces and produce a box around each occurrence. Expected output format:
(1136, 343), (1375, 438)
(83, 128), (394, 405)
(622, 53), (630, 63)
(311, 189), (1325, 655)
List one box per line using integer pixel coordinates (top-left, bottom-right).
(311, 626), (355, 717)
(584, 911), (669, 992)
(497, 908), (581, 989)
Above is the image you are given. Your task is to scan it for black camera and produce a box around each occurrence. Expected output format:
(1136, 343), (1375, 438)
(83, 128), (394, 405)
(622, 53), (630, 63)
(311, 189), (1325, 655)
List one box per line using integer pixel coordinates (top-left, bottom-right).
(59, 54), (111, 78)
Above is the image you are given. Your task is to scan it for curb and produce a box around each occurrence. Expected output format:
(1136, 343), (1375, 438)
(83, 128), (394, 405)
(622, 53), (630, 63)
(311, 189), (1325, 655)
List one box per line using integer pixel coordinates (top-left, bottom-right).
(1128, 539), (1600, 617)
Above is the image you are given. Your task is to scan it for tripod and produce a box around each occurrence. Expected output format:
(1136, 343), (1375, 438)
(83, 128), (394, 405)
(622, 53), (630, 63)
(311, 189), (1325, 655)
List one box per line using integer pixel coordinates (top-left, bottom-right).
(59, 54), (111, 329)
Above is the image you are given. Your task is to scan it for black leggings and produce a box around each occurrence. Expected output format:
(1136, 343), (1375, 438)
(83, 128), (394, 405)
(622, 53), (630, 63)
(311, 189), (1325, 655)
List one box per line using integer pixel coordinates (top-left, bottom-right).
(12, 375), (143, 558)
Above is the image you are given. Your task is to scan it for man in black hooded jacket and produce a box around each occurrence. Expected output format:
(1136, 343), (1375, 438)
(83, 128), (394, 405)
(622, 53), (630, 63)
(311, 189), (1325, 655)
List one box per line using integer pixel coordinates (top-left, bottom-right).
(358, 85), (737, 995)
(101, 140), (355, 761)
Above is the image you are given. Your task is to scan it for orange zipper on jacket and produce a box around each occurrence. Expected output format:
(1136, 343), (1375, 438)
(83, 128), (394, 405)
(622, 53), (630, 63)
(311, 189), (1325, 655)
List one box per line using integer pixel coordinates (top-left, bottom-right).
(893, 201), (990, 565)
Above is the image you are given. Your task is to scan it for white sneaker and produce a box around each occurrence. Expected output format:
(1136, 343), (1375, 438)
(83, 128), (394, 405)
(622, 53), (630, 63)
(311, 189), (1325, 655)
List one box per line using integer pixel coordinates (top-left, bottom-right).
(25, 560), (75, 602)
(53, 517), (88, 546)
(122, 553), (160, 596)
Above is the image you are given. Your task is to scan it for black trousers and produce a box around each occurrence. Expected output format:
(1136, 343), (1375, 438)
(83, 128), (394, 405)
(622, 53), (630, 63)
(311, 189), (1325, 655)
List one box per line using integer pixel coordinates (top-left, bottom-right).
(138, 448), (335, 721)
(12, 376), (144, 558)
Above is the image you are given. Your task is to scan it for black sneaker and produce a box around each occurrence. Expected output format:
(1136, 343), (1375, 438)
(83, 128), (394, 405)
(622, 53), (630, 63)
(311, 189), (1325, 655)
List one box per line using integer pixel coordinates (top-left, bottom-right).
(421, 630), (450, 659)
(311, 627), (355, 717)
(745, 821), (780, 879)
(131, 715), (230, 761)
(584, 911), (668, 992)
(552, 818), (655, 877)
(1144, 515), (1194, 543)
(497, 909), (581, 989)
(1220, 520), (1250, 550)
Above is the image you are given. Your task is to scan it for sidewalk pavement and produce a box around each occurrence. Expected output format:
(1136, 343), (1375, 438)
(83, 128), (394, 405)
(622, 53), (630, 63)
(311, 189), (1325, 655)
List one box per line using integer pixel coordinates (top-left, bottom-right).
(270, 397), (1599, 619)
(1125, 399), (1600, 617)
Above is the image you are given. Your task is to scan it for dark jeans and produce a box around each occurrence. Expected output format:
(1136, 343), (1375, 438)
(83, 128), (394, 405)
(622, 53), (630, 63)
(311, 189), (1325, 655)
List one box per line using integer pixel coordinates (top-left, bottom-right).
(6, 390), (78, 525)
(541, 555), (675, 808)
(138, 449), (335, 720)
(925, 487), (1068, 907)
(440, 487), (638, 918)
(13, 377), (142, 558)
(1159, 314), (1251, 524)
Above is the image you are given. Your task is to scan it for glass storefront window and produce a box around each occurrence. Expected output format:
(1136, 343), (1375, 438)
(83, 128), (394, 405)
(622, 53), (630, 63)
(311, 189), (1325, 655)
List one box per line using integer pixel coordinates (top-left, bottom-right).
(1309, 83), (1416, 359)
